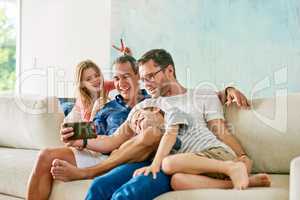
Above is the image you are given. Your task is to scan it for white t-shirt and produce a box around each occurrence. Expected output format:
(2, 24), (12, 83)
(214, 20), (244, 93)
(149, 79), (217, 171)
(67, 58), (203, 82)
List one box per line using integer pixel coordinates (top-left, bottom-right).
(127, 89), (235, 154)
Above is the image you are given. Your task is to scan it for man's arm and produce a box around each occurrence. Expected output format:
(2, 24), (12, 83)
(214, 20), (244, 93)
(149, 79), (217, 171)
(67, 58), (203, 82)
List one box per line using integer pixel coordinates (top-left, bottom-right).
(82, 126), (162, 179)
(85, 121), (135, 153)
(208, 119), (252, 173)
(63, 121), (135, 154)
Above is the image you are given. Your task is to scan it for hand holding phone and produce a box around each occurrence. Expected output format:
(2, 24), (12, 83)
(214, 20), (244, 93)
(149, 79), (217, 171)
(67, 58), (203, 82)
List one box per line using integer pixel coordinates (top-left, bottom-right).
(62, 122), (97, 140)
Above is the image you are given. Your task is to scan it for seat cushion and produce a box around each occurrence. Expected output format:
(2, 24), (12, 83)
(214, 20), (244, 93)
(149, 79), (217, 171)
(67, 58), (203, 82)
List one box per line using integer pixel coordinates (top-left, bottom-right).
(0, 147), (93, 199)
(0, 147), (289, 200)
(0, 148), (38, 198)
(49, 180), (92, 200)
(155, 175), (289, 200)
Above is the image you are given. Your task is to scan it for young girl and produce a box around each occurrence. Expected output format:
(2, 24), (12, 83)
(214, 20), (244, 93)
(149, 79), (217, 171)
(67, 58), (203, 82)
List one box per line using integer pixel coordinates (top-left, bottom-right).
(65, 59), (114, 122)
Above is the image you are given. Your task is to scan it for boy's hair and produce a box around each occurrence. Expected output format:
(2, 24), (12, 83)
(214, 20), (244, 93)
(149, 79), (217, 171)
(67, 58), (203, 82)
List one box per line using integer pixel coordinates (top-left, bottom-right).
(138, 49), (176, 79)
(143, 106), (165, 117)
(113, 55), (138, 74)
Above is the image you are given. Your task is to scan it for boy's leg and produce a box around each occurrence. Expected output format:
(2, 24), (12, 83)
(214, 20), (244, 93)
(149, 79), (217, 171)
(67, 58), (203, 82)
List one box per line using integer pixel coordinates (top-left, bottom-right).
(26, 147), (76, 200)
(161, 152), (249, 189)
(171, 173), (271, 190)
(85, 161), (151, 200)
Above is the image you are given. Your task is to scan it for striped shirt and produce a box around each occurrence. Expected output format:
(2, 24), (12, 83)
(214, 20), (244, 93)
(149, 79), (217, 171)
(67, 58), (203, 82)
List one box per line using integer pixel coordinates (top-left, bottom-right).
(127, 89), (234, 154)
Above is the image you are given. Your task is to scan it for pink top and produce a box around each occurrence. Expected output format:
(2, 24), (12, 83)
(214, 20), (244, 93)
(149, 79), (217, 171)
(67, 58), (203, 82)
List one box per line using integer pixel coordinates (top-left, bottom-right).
(74, 80), (115, 122)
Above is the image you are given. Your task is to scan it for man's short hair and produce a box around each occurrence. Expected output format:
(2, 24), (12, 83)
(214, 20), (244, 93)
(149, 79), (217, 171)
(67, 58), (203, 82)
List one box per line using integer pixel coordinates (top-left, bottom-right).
(138, 49), (176, 79)
(113, 55), (138, 74)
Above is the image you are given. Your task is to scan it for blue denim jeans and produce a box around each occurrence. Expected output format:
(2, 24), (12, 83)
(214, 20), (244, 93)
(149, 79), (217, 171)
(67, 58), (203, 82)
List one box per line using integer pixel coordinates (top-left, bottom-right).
(85, 161), (171, 200)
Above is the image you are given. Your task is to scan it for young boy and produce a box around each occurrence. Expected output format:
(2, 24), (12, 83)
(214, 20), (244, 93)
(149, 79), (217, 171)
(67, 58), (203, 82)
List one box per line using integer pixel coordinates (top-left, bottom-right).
(129, 105), (271, 190)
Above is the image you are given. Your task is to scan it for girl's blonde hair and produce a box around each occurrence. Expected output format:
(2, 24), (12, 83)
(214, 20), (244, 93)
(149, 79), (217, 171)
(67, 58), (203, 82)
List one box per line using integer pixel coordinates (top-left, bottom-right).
(75, 59), (107, 112)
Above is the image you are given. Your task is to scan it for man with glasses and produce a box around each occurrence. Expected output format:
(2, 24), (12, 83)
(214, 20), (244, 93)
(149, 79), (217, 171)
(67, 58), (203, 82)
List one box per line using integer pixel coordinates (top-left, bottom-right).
(84, 49), (251, 200)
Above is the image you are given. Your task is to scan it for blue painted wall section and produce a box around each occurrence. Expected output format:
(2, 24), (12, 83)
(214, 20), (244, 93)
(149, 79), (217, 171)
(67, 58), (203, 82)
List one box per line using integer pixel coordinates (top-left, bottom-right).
(111, 0), (300, 97)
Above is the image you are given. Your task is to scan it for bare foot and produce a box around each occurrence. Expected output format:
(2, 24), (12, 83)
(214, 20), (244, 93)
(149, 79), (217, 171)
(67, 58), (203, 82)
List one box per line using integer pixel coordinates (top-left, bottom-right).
(227, 161), (249, 190)
(249, 173), (271, 187)
(50, 159), (86, 182)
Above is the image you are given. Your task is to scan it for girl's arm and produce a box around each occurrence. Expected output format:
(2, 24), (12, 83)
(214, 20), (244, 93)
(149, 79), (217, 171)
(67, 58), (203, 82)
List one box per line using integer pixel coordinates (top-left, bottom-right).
(89, 80), (114, 121)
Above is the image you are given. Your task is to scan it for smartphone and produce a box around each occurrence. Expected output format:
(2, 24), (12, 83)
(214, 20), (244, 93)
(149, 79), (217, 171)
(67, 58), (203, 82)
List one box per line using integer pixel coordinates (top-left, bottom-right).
(63, 122), (97, 140)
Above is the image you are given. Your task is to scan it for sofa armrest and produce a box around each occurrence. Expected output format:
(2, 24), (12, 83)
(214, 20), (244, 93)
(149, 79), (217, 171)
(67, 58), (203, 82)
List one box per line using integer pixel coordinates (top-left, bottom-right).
(290, 156), (300, 200)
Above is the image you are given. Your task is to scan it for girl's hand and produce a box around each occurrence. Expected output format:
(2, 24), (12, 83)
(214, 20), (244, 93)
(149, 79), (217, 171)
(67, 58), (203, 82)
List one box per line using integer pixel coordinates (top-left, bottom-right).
(90, 98), (103, 120)
(60, 124), (74, 144)
(133, 163), (161, 179)
(112, 39), (133, 56)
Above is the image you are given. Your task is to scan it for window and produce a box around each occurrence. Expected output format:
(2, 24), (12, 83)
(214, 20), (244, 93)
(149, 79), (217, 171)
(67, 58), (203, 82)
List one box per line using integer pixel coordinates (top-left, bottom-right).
(0, 0), (17, 92)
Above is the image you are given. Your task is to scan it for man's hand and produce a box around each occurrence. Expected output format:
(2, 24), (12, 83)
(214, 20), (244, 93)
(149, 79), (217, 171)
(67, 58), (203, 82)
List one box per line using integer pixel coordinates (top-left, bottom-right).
(225, 87), (250, 109)
(133, 163), (161, 179)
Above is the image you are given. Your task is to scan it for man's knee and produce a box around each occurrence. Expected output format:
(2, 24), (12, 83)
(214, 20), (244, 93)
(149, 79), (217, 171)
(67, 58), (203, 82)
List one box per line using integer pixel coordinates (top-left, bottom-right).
(136, 127), (162, 146)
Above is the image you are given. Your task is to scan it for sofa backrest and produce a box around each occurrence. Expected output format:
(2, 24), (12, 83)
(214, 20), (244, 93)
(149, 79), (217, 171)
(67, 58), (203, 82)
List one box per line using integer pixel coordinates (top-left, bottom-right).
(225, 93), (300, 173)
(0, 95), (64, 149)
(0, 93), (299, 173)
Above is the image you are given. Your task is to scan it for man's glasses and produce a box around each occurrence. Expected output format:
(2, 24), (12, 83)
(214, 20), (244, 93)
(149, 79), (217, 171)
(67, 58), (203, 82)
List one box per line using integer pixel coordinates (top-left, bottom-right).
(140, 68), (165, 82)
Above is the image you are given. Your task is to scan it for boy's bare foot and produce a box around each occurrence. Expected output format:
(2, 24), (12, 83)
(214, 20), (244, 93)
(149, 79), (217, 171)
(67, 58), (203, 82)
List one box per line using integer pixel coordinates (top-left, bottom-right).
(227, 161), (249, 190)
(50, 159), (86, 182)
(249, 173), (271, 187)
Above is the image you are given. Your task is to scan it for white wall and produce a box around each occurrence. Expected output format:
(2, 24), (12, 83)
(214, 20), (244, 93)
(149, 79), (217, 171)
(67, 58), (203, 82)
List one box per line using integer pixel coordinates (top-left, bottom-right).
(19, 0), (111, 97)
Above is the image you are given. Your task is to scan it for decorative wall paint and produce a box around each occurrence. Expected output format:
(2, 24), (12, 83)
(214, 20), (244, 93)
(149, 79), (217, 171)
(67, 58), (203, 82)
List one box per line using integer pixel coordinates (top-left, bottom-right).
(111, 0), (300, 97)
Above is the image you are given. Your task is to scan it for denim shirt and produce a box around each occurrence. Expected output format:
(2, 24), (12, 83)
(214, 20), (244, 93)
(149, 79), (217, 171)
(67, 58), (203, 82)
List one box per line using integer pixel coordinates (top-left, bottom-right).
(93, 89), (150, 136)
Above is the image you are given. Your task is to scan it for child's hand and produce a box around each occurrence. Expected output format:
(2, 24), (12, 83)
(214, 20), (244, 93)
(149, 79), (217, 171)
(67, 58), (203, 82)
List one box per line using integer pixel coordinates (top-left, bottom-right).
(133, 164), (160, 179)
(112, 39), (132, 56)
(236, 155), (253, 174)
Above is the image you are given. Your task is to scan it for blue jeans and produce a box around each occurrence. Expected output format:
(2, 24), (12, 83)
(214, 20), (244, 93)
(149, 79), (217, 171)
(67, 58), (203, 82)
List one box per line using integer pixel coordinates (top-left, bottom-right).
(85, 161), (171, 200)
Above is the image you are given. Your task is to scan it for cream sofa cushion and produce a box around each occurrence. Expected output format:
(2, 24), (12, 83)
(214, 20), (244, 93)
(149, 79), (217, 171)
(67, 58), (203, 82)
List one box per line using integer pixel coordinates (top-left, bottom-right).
(155, 175), (289, 200)
(50, 180), (92, 200)
(0, 147), (93, 199)
(0, 147), (289, 200)
(0, 95), (64, 149)
(0, 148), (38, 198)
(225, 93), (300, 173)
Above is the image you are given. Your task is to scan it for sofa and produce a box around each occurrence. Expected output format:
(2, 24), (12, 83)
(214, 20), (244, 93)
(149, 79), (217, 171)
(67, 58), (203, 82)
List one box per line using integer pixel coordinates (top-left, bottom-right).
(0, 93), (299, 200)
